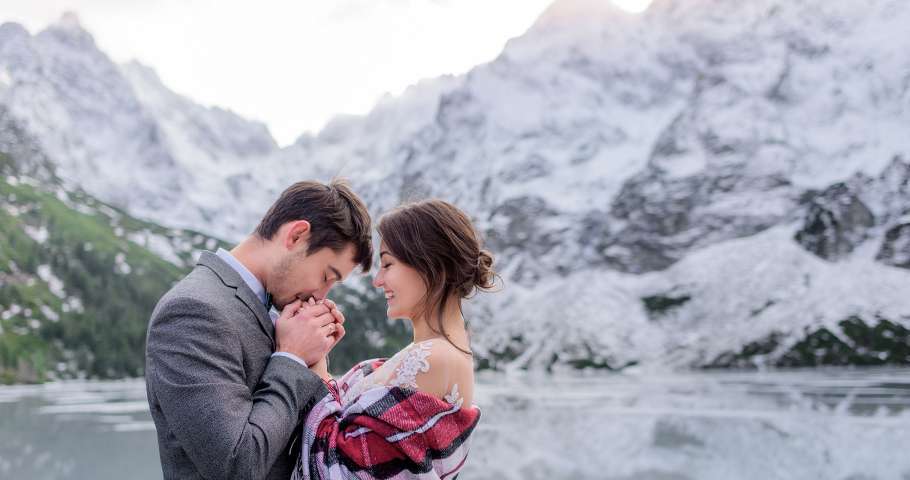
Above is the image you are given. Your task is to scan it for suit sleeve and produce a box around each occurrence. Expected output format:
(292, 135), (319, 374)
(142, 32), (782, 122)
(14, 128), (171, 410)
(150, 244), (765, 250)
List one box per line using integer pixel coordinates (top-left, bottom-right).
(146, 296), (326, 479)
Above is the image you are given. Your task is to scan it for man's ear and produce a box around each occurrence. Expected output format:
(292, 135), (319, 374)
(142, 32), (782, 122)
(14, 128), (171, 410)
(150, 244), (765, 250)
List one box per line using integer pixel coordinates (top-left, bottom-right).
(284, 220), (311, 251)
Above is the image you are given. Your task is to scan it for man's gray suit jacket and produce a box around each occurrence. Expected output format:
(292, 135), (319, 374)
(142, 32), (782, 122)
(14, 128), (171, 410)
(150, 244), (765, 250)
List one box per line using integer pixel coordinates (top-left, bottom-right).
(145, 251), (325, 479)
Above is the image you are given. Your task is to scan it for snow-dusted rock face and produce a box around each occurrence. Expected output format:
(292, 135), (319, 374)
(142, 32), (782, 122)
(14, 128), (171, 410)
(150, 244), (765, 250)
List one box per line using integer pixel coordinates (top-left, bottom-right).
(3, 0), (910, 370)
(793, 157), (910, 263)
(0, 105), (55, 181)
(795, 182), (875, 261)
(0, 14), (278, 236)
(0, 16), (183, 213)
(119, 61), (276, 163)
(878, 223), (910, 269)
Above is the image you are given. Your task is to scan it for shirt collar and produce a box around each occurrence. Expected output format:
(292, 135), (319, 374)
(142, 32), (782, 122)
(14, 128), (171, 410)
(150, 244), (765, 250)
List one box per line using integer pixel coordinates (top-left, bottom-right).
(216, 248), (269, 307)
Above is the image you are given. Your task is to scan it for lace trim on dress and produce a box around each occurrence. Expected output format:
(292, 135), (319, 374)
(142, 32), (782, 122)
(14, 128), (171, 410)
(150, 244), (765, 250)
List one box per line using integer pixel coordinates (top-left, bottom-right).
(389, 341), (432, 389)
(341, 340), (463, 407)
(445, 383), (463, 408)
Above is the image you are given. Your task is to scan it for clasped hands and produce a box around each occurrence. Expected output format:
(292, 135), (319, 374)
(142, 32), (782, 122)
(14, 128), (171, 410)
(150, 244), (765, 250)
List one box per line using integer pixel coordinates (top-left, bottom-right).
(274, 297), (345, 380)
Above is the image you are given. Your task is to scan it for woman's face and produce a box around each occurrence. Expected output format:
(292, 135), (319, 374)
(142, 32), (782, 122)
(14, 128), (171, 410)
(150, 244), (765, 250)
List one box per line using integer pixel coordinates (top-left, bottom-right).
(372, 242), (427, 320)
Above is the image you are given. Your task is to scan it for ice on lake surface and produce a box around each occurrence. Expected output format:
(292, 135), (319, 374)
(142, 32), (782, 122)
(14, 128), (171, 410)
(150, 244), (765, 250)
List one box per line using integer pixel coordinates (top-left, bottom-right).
(1, 368), (909, 479)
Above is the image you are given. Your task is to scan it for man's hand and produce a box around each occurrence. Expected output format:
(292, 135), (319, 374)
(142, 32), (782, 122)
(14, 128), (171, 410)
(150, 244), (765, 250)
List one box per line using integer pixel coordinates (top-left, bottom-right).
(274, 299), (338, 367)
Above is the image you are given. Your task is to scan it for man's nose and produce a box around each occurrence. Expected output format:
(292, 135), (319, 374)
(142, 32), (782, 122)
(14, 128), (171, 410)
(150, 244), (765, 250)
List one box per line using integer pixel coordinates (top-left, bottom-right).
(314, 285), (331, 300)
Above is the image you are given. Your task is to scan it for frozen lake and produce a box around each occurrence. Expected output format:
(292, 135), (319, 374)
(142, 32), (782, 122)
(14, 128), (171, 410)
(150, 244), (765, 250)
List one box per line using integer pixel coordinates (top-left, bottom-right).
(1, 367), (909, 479)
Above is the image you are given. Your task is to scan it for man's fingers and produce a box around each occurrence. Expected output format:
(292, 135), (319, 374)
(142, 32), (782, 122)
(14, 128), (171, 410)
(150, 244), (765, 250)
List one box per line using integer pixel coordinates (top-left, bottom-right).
(319, 323), (336, 337)
(278, 300), (302, 324)
(295, 303), (330, 319)
(330, 308), (344, 324)
(310, 311), (337, 328)
(283, 299), (303, 315)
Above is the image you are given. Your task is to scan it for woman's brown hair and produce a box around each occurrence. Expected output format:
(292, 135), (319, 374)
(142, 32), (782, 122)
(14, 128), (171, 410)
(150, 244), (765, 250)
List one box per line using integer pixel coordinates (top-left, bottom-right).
(377, 199), (497, 354)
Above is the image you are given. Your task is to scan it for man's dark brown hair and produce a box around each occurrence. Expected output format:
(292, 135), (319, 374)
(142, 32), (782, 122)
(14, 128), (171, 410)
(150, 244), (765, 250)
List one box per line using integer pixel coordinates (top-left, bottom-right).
(254, 179), (373, 272)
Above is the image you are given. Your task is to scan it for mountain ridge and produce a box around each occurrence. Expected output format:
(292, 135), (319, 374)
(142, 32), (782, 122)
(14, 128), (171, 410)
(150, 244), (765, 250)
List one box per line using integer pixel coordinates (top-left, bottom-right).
(1, 0), (909, 373)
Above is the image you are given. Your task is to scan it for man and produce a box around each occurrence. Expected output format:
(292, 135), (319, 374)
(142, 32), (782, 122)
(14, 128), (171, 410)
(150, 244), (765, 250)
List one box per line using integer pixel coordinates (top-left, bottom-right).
(145, 179), (372, 479)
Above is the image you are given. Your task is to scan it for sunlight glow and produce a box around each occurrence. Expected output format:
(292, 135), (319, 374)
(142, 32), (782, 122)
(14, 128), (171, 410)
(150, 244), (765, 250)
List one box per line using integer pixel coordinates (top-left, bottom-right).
(610, 0), (654, 13)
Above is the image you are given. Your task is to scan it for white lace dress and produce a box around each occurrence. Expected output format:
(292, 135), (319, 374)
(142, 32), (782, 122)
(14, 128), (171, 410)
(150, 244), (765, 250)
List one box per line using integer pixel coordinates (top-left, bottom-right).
(341, 340), (463, 408)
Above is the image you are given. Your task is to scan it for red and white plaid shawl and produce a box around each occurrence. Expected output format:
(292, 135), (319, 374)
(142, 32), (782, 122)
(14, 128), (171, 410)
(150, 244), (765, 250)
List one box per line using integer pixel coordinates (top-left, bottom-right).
(292, 358), (481, 479)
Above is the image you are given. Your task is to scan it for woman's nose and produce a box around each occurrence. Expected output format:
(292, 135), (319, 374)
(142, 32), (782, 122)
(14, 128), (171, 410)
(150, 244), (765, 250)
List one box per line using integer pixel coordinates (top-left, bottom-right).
(372, 272), (382, 288)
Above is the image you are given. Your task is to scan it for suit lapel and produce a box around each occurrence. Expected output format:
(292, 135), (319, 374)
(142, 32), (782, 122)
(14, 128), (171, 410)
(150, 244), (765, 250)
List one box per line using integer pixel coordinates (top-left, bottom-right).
(197, 251), (276, 346)
(234, 287), (276, 345)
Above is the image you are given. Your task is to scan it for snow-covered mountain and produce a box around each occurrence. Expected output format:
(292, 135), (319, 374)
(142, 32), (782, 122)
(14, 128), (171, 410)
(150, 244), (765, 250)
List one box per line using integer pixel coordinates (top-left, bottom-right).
(0, 13), (278, 235)
(2, 0), (909, 371)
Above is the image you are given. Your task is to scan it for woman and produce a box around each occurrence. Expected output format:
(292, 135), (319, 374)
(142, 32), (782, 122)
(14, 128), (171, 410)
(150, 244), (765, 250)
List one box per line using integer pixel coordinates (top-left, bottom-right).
(292, 199), (496, 479)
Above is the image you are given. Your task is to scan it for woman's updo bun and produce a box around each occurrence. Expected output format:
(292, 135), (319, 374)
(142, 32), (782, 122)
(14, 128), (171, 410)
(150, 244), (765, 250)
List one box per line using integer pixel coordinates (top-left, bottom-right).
(377, 199), (498, 353)
(473, 248), (496, 291)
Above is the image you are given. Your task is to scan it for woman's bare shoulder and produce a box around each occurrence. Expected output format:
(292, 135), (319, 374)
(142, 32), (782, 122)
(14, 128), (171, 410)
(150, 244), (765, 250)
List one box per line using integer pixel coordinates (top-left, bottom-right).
(413, 340), (475, 405)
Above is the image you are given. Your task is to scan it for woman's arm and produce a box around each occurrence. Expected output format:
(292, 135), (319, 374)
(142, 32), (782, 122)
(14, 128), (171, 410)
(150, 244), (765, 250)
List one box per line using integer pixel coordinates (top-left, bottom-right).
(309, 357), (333, 382)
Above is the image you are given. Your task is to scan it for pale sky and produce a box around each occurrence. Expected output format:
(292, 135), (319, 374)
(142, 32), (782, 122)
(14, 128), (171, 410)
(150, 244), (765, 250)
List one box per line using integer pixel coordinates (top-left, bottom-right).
(2, 0), (652, 146)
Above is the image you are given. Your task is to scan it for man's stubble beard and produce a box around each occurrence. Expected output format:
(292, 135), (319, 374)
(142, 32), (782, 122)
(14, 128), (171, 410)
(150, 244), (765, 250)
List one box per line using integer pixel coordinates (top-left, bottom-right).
(269, 249), (307, 309)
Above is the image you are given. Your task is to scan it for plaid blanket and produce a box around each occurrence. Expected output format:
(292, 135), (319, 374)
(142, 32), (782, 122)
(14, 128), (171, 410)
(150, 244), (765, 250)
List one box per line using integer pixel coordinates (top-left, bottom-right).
(292, 359), (481, 479)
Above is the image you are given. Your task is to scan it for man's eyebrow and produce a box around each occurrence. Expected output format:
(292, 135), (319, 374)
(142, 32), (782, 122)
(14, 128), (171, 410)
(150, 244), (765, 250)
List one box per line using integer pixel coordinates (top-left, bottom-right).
(329, 266), (342, 282)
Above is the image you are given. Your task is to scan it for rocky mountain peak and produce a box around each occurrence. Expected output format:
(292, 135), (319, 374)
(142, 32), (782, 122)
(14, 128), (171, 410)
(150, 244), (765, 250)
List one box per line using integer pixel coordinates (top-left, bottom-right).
(39, 11), (97, 50)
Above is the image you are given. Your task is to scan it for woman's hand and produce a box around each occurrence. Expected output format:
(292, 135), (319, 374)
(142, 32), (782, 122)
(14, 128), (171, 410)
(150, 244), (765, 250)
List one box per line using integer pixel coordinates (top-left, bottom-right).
(318, 298), (347, 356)
(307, 297), (344, 382)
